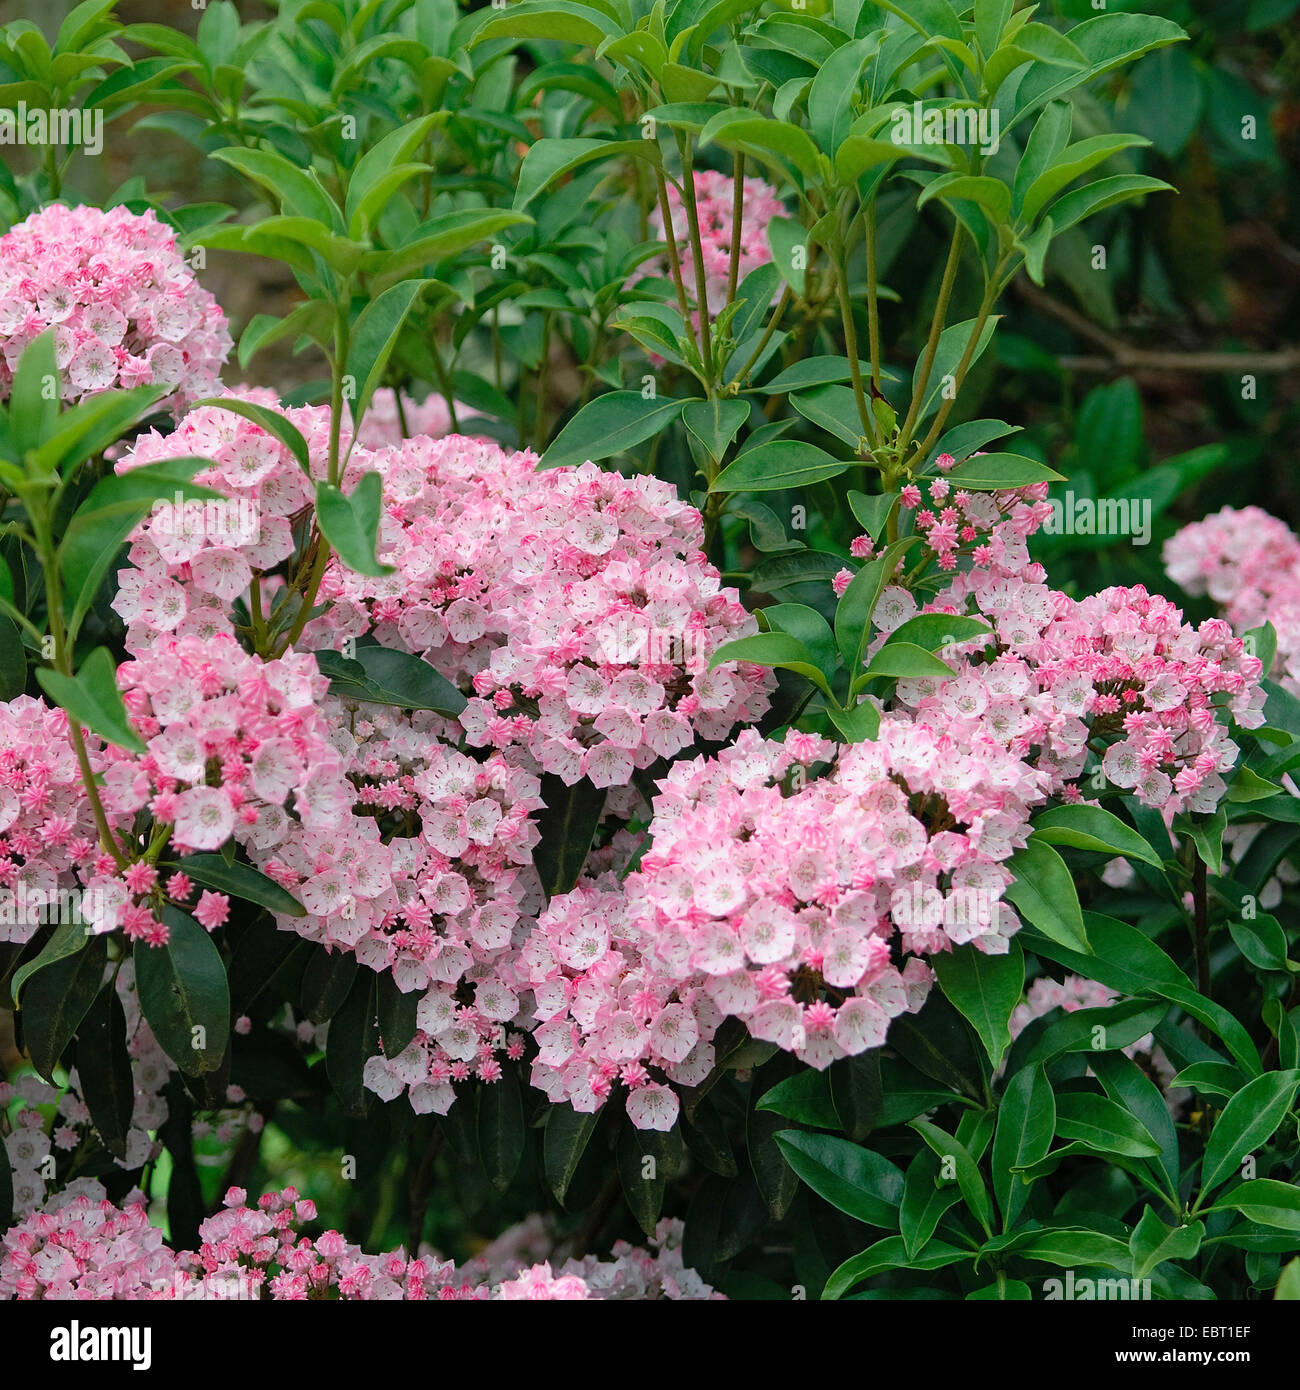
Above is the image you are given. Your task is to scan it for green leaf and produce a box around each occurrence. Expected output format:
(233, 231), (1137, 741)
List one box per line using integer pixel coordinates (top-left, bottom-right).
(919, 173), (1011, 223)
(300, 945), (357, 1025)
(189, 396), (312, 477)
(473, 1), (621, 50)
(346, 279), (432, 427)
(543, 391), (690, 468)
(788, 384), (870, 449)
(514, 137), (658, 211)
(1199, 1071), (1300, 1195)
(1228, 913), (1289, 972)
(77, 984), (134, 1160)
(213, 146), (342, 229)
(886, 614), (992, 653)
(846, 490), (894, 542)
(544, 1104), (602, 1207)
(1207, 1179), (1300, 1233)
(376, 972), (419, 1058)
(830, 1051), (882, 1143)
(1029, 804), (1163, 869)
(1130, 1207), (1203, 1280)
(618, 1121), (684, 1235)
(998, 1225), (1130, 1270)
(710, 439), (847, 493)
(1024, 998), (1170, 1065)
(823, 1236), (971, 1299)
(344, 114), (443, 235)
(10, 920), (88, 1006)
(992, 1063), (1054, 1228)
(20, 934), (106, 1082)
(31, 384), (169, 474)
(1044, 174), (1174, 236)
(942, 453), (1066, 490)
(833, 535), (918, 679)
(766, 216), (809, 298)
(757, 1068), (838, 1128)
(900, 1149), (963, 1258)
(0, 610), (21, 703)
(682, 398), (749, 463)
(239, 304), (332, 369)
(9, 329), (58, 458)
(700, 111), (825, 183)
(1021, 133), (1150, 224)
(135, 906), (230, 1077)
(911, 1119), (994, 1235)
(36, 646), (143, 754)
(931, 941), (1023, 1069)
(1227, 767), (1285, 805)
(315, 473), (392, 578)
(532, 774), (608, 901)
(176, 854), (306, 918)
(911, 315), (1000, 423)
(975, 0), (1014, 59)
(708, 632), (832, 697)
(1003, 840), (1089, 952)
(1055, 1091), (1162, 1158)
(827, 699), (882, 744)
(859, 641), (957, 683)
(1170, 1062), (1246, 1098)
(773, 1130), (904, 1228)
(325, 968), (379, 1117)
(748, 1076), (800, 1219)
(932, 418), (1023, 465)
(313, 645), (465, 716)
(1011, 13), (1189, 128)
(761, 604), (837, 680)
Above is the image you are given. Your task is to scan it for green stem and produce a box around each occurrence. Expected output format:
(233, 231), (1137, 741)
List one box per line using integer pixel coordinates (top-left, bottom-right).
(899, 224), (963, 453)
(832, 243), (878, 452)
(34, 520), (128, 869)
(726, 151), (745, 309)
(533, 311), (553, 451)
(675, 136), (715, 387)
(653, 168), (701, 360)
(865, 204), (882, 395)
(909, 256), (1007, 468)
(731, 284), (791, 387)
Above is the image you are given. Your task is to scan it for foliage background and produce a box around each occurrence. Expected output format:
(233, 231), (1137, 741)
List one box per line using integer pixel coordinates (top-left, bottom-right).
(0, 0), (1298, 1291)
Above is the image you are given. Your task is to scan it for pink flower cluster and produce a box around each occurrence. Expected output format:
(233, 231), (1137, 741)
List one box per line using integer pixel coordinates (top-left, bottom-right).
(646, 168), (785, 318)
(865, 484), (1266, 814)
(2, 635), (349, 948)
(520, 720), (1046, 1128)
(0, 696), (101, 947)
(234, 700), (543, 1111)
(1165, 504), (1300, 696)
(112, 389), (358, 653)
(309, 436), (772, 787)
(0, 1184), (179, 1299)
(0, 204), (229, 411)
(74, 635), (350, 943)
(0, 1185), (720, 1300)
